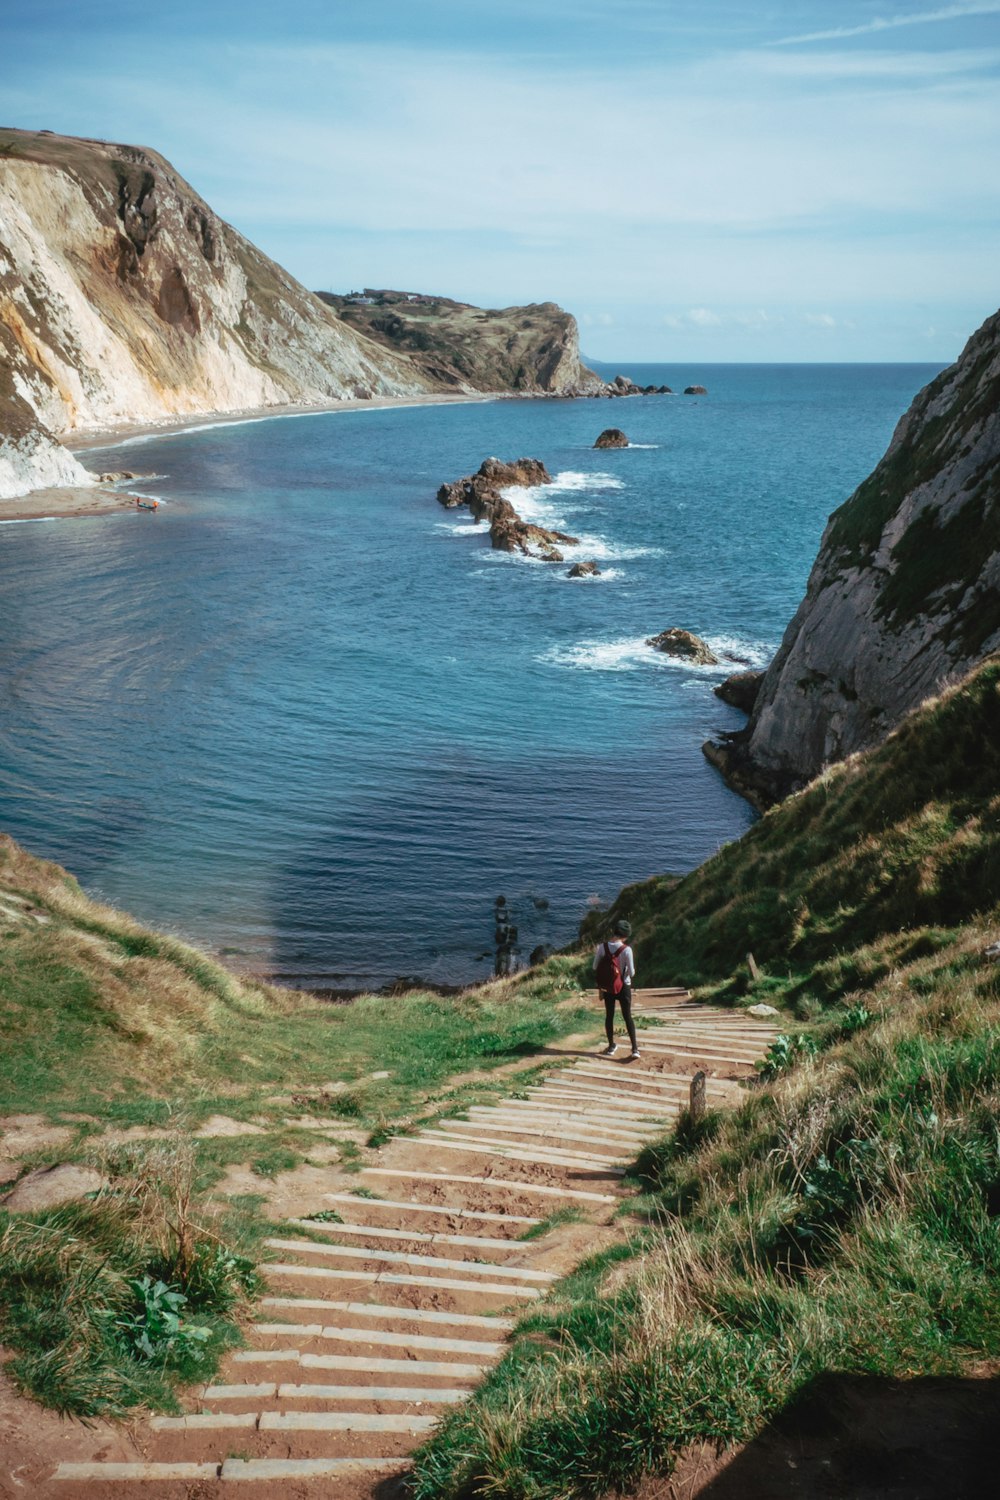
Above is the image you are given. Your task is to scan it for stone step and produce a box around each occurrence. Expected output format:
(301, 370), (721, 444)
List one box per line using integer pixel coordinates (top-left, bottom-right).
(264, 1237), (556, 1281)
(285, 1219), (521, 1252)
(252, 1321), (504, 1356)
(569, 1063), (740, 1092)
(434, 1117), (638, 1151)
(480, 1100), (656, 1129)
(413, 1131), (626, 1175)
(635, 1039), (767, 1062)
(232, 1350), (486, 1378)
(464, 1107), (649, 1140)
(530, 1086), (677, 1116)
(203, 1382), (470, 1404)
(266, 1261), (542, 1298)
(150, 1411), (436, 1434)
(258, 1296), (515, 1330)
(360, 1166), (616, 1204)
(323, 1192), (540, 1226)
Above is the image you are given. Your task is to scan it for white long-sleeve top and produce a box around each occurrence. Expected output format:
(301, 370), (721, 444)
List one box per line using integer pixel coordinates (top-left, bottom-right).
(593, 940), (636, 985)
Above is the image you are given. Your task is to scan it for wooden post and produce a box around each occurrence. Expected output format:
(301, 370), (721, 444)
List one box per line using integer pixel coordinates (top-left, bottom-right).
(747, 951), (761, 982)
(689, 1070), (706, 1122)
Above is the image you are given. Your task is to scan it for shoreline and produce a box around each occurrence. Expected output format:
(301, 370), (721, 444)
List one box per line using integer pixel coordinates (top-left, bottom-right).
(1, 392), (491, 522)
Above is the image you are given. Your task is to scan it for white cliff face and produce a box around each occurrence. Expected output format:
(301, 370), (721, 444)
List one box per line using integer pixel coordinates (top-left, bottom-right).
(0, 129), (433, 497)
(0, 426), (94, 501)
(714, 307), (1000, 802)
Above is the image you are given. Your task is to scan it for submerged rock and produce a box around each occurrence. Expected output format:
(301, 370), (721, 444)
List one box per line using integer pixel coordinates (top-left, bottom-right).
(568, 560), (601, 578)
(715, 670), (764, 714)
(594, 428), (629, 449)
(646, 628), (719, 665)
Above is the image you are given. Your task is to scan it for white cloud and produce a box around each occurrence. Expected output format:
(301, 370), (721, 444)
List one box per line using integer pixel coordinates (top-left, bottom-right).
(775, 3), (1000, 47)
(804, 312), (838, 327)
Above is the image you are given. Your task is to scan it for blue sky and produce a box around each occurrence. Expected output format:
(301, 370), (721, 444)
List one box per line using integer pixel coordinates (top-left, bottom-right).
(3, 1), (999, 360)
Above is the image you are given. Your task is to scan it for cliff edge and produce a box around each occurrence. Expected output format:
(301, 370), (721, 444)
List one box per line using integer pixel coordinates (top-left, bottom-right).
(0, 128), (432, 497)
(707, 306), (1000, 804)
(317, 288), (603, 396)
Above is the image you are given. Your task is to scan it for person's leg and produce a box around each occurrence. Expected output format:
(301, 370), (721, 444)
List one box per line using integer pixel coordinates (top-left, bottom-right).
(618, 986), (639, 1052)
(603, 990), (616, 1047)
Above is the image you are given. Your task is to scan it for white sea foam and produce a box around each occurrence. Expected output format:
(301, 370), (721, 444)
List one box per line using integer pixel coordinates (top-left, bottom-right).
(625, 443), (659, 449)
(0, 516), (59, 524)
(547, 469), (625, 493)
(539, 631), (777, 673)
(704, 634), (776, 670)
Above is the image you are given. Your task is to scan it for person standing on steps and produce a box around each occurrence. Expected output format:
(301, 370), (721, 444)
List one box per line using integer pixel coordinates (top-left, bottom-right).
(594, 919), (640, 1060)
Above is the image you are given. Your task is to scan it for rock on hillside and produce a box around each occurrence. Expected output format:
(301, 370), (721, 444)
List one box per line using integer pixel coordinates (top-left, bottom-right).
(319, 288), (604, 396)
(706, 307), (1000, 804)
(0, 129), (432, 497)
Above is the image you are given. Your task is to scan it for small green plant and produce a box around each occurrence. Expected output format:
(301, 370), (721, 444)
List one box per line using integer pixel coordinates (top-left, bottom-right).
(839, 1002), (873, 1036)
(348, 1186), (381, 1200)
(117, 1276), (209, 1364)
(756, 1033), (818, 1080)
(304, 1209), (344, 1223)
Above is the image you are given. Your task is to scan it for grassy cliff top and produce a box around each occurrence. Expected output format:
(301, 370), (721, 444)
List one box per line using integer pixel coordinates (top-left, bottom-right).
(317, 287), (596, 393)
(583, 655), (1000, 1005)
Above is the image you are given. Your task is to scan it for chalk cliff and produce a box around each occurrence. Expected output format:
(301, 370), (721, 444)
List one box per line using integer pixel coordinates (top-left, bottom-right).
(0, 128), (433, 497)
(706, 306), (1000, 804)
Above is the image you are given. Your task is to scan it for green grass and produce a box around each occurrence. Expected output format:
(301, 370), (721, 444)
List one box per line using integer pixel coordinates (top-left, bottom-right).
(412, 963), (1000, 1499)
(411, 661), (1000, 1497)
(576, 658), (1000, 993)
(0, 832), (594, 1418)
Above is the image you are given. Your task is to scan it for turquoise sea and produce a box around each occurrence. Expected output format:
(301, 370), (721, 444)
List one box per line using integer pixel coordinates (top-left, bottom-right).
(0, 362), (942, 990)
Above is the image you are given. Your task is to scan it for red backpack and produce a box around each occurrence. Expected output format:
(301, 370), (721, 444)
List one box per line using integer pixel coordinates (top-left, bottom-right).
(596, 941), (628, 995)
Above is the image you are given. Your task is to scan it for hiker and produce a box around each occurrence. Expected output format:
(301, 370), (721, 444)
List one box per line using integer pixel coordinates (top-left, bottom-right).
(494, 895), (518, 977)
(594, 919), (639, 1060)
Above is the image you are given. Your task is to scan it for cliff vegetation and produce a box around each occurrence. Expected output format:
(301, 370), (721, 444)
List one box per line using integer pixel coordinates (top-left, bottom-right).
(710, 307), (1000, 803)
(318, 288), (602, 395)
(413, 657), (1000, 1497)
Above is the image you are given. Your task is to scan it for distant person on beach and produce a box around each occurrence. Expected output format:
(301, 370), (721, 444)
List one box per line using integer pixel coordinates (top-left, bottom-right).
(494, 895), (518, 977)
(594, 919), (639, 1060)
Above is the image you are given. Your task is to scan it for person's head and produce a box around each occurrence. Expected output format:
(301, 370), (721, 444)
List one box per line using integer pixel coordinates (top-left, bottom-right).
(612, 919), (632, 940)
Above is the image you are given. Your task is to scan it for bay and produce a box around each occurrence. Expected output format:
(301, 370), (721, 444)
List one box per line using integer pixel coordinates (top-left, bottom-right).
(0, 362), (942, 989)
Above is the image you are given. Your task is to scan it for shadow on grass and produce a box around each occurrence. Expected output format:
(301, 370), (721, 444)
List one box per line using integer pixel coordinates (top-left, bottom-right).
(690, 1371), (997, 1500)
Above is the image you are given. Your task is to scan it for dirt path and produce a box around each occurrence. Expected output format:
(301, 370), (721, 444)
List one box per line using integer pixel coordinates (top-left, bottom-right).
(13, 995), (780, 1499)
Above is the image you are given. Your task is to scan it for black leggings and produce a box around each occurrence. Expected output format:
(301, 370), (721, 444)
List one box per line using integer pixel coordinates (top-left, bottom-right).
(603, 986), (637, 1050)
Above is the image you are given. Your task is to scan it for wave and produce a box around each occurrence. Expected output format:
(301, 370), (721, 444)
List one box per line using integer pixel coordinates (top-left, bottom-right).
(703, 633), (776, 670)
(0, 516), (59, 525)
(539, 631), (777, 673)
(625, 443), (659, 449)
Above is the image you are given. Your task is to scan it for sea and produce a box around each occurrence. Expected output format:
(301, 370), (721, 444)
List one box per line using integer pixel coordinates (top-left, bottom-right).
(0, 361), (942, 991)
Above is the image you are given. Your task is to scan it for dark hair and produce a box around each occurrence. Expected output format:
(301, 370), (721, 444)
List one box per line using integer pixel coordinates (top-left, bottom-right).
(612, 919), (632, 938)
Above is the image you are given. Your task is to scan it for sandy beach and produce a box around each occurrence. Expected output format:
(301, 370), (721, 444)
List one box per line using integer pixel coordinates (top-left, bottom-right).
(2, 392), (489, 523)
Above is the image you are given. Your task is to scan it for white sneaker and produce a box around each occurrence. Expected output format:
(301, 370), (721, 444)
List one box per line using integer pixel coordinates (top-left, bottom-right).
(601, 1043), (618, 1056)
(628, 1049), (641, 1061)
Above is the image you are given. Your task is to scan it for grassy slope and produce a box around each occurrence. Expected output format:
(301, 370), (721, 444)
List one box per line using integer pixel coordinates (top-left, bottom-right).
(317, 289), (586, 393)
(0, 834), (590, 1416)
(412, 660), (1000, 1498)
(581, 654), (1000, 1001)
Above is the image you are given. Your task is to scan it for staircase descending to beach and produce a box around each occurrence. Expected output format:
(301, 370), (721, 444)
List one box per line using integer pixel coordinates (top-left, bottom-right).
(52, 991), (781, 1494)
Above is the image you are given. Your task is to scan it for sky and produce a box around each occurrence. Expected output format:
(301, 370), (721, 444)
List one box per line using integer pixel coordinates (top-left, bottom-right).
(3, 1), (999, 361)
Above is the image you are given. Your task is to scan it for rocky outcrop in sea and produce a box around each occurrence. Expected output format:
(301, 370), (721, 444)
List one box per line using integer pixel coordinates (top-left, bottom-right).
(704, 305), (1000, 806)
(437, 457), (579, 560)
(647, 628), (719, 665)
(594, 428), (629, 449)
